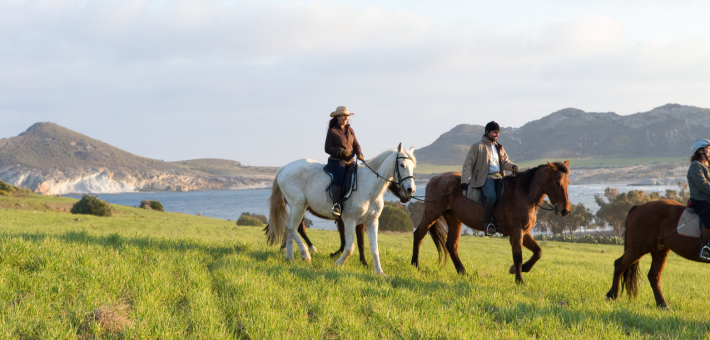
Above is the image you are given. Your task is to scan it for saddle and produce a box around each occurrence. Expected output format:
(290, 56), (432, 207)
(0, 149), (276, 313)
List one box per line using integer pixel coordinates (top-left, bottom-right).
(323, 162), (358, 201)
(461, 178), (504, 206)
(676, 208), (705, 238)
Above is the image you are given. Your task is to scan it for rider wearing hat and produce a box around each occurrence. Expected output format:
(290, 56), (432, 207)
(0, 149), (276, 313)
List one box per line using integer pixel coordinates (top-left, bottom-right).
(325, 106), (364, 217)
(687, 139), (710, 260)
(460, 121), (519, 235)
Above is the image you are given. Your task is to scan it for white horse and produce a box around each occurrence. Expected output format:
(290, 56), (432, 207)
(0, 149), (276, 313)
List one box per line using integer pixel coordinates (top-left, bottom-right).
(266, 143), (416, 276)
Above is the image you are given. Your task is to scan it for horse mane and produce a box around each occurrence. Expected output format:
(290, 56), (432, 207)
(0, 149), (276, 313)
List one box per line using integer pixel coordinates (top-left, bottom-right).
(365, 147), (417, 170)
(505, 161), (569, 192)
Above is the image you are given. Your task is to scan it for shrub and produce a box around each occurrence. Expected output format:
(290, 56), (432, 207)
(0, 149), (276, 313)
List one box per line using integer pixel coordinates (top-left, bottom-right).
(139, 200), (164, 212)
(0, 190), (9, 196)
(239, 212), (267, 224)
(71, 195), (112, 217)
(237, 215), (264, 227)
(304, 217), (313, 228)
(378, 205), (413, 232)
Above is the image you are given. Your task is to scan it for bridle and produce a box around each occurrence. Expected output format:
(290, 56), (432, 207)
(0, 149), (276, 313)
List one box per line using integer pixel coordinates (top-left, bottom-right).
(360, 153), (415, 198)
(526, 174), (563, 212)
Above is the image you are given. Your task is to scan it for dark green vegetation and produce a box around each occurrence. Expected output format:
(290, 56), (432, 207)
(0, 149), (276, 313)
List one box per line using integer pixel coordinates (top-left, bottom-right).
(2, 193), (710, 338)
(71, 195), (112, 217)
(236, 212), (265, 226)
(415, 104), (709, 165)
(139, 200), (164, 212)
(172, 158), (277, 177)
(0, 180), (32, 197)
(378, 202), (414, 232)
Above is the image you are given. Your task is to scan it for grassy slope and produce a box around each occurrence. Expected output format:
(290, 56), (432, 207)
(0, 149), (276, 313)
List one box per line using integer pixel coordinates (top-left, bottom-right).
(171, 158), (278, 177)
(2, 194), (710, 339)
(415, 157), (687, 174)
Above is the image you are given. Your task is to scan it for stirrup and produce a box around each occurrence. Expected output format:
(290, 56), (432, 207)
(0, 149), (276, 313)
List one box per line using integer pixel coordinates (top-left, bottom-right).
(331, 203), (341, 218)
(701, 245), (710, 261)
(485, 223), (496, 236)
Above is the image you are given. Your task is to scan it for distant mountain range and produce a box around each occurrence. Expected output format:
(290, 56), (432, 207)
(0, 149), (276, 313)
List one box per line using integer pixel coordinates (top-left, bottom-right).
(0, 123), (276, 194)
(415, 104), (710, 165)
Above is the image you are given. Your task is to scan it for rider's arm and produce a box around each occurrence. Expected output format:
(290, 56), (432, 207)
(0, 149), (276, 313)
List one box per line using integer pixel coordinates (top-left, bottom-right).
(461, 144), (479, 185)
(324, 129), (341, 157)
(499, 146), (517, 172)
(689, 162), (710, 196)
(350, 127), (362, 157)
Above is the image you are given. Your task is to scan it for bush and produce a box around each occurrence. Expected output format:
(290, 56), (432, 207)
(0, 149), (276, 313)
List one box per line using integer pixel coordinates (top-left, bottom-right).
(71, 195), (112, 217)
(304, 217), (313, 228)
(0, 190), (9, 196)
(378, 205), (413, 232)
(237, 215), (264, 227)
(0, 180), (15, 192)
(239, 212), (267, 224)
(139, 200), (164, 212)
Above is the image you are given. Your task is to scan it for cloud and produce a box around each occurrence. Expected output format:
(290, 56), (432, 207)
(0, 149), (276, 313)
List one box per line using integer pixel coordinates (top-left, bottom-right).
(1, 0), (710, 165)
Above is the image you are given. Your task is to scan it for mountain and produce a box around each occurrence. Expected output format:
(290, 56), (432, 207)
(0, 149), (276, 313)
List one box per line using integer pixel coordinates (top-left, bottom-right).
(0, 123), (275, 194)
(415, 104), (710, 165)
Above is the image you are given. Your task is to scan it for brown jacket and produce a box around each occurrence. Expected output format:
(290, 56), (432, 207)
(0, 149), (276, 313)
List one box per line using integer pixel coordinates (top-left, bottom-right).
(325, 124), (362, 162)
(461, 137), (516, 188)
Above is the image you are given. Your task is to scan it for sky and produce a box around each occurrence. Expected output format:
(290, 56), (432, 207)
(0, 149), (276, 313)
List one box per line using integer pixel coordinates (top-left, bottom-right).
(2, 0), (710, 166)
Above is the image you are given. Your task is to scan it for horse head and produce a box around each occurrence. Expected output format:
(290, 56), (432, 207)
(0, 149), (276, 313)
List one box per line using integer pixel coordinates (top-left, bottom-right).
(396, 143), (417, 200)
(545, 160), (571, 216)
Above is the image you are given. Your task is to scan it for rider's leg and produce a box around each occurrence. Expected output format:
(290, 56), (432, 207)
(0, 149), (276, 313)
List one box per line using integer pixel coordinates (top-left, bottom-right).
(328, 158), (347, 217)
(690, 199), (710, 260)
(481, 178), (497, 235)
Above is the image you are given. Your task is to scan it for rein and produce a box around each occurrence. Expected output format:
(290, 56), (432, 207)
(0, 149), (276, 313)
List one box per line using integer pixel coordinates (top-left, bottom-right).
(525, 176), (559, 212)
(360, 154), (415, 198)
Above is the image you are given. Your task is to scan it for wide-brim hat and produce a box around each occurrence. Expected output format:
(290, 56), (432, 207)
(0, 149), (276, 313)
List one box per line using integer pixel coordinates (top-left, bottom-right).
(330, 106), (355, 117)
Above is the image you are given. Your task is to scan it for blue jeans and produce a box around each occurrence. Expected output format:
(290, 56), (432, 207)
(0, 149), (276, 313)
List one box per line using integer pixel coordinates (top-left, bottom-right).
(480, 178), (503, 205)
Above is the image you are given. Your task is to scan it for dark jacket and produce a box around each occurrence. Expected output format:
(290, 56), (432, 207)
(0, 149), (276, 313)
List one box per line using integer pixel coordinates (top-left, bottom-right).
(325, 124), (362, 162)
(688, 161), (710, 201)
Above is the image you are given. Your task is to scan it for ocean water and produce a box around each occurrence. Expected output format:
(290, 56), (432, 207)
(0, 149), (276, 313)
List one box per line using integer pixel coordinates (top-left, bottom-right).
(64, 183), (681, 231)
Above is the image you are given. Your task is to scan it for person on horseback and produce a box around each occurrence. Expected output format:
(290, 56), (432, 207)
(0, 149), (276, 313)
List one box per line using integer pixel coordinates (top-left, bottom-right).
(687, 139), (710, 260)
(460, 121), (519, 236)
(325, 106), (364, 217)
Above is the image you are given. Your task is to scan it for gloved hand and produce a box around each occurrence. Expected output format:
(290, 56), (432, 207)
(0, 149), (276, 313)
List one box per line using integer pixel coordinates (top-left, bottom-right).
(512, 165), (519, 174)
(460, 183), (468, 191)
(357, 153), (364, 161)
(339, 148), (352, 159)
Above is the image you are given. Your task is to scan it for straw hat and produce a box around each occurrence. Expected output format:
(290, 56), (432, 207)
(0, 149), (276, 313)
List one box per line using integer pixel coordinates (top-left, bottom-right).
(330, 106), (355, 117)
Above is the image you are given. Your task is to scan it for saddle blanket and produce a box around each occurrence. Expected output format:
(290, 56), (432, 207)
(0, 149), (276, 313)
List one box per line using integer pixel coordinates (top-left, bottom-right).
(677, 208), (704, 238)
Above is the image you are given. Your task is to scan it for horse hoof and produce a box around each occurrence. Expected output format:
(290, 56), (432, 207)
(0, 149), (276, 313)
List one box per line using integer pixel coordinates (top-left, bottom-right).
(310, 246), (318, 254)
(509, 265), (516, 274)
(375, 271), (387, 277)
(658, 303), (669, 310)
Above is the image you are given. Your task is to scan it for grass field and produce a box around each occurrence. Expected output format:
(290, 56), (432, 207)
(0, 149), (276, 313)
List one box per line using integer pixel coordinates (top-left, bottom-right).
(415, 157), (687, 174)
(2, 193), (710, 339)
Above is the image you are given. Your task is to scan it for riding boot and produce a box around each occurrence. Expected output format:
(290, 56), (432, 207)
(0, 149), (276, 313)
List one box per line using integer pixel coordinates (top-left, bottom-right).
(331, 185), (343, 218)
(700, 228), (710, 261)
(483, 203), (496, 236)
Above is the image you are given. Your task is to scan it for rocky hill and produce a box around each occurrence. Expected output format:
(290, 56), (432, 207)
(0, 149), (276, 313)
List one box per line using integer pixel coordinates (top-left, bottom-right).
(0, 123), (275, 194)
(415, 104), (710, 165)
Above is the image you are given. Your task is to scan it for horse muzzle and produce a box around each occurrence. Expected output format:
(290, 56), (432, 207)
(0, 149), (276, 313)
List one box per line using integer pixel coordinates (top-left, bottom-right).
(559, 209), (570, 217)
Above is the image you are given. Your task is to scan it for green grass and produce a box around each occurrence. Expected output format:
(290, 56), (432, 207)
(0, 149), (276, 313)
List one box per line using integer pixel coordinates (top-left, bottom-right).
(2, 194), (710, 339)
(416, 157), (687, 174)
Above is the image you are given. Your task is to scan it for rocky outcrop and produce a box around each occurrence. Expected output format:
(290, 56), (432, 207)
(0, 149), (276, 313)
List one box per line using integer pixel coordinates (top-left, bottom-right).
(0, 166), (274, 195)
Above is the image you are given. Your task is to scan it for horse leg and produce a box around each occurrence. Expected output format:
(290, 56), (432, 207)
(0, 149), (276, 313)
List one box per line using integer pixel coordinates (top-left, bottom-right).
(286, 208), (311, 262)
(356, 224), (368, 266)
(509, 233), (542, 274)
(366, 218), (386, 276)
(509, 229), (525, 284)
(330, 219), (346, 258)
(605, 250), (644, 301)
(411, 212), (441, 268)
(648, 249), (670, 309)
(296, 219), (317, 253)
(443, 211), (465, 275)
(335, 219), (356, 267)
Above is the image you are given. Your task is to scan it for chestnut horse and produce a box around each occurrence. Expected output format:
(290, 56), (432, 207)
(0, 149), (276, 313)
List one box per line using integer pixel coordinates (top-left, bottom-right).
(411, 161), (570, 284)
(266, 181), (409, 266)
(605, 200), (710, 308)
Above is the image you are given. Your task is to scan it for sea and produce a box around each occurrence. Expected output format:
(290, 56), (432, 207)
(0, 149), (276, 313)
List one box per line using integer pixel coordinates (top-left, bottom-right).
(64, 183), (681, 231)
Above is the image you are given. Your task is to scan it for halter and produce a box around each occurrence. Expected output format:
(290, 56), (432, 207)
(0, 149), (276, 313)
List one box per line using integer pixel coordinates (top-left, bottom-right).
(526, 175), (559, 212)
(360, 153), (415, 198)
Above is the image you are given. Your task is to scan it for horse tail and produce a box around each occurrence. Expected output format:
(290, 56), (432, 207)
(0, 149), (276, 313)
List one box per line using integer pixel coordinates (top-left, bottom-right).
(265, 171), (288, 246)
(429, 217), (449, 264)
(620, 205), (640, 298)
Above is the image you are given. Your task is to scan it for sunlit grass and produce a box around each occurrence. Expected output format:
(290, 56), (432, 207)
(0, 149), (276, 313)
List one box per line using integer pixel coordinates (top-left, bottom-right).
(1, 194), (709, 339)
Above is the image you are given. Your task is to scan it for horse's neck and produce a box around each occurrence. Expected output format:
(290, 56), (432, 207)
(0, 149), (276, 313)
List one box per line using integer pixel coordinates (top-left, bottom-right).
(508, 172), (548, 210)
(362, 154), (396, 200)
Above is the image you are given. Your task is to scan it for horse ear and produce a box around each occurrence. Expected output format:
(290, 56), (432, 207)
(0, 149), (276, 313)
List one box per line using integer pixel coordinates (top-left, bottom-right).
(409, 146), (415, 152)
(564, 160), (569, 166)
(398, 143), (403, 153)
(547, 161), (558, 172)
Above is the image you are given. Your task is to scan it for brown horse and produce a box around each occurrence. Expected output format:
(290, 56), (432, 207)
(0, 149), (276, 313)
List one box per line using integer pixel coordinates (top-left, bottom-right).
(605, 200), (710, 308)
(265, 182), (408, 266)
(411, 161), (571, 284)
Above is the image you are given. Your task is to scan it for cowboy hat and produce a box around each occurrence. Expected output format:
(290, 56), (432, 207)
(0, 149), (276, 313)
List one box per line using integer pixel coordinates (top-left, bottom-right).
(330, 106), (355, 117)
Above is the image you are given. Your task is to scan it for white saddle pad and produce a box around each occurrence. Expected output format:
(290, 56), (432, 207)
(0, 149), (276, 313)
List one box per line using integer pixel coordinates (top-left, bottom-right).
(677, 208), (702, 238)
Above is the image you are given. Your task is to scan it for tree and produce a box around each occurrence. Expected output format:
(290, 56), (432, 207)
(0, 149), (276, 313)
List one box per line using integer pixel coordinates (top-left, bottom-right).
(407, 201), (425, 227)
(595, 190), (655, 236)
(536, 202), (594, 236)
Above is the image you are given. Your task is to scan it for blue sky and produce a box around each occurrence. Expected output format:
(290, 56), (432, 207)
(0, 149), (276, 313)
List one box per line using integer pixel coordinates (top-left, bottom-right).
(2, 0), (710, 166)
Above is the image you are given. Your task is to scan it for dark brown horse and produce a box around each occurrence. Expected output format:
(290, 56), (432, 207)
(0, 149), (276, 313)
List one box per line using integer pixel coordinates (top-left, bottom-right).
(265, 182), (408, 266)
(605, 200), (710, 308)
(411, 161), (570, 284)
